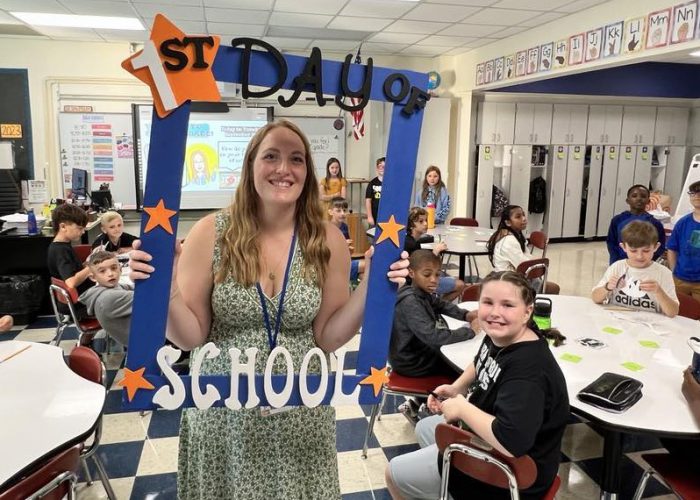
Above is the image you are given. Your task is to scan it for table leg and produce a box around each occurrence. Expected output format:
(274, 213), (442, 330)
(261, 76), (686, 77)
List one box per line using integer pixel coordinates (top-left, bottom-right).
(459, 256), (466, 282)
(599, 429), (622, 500)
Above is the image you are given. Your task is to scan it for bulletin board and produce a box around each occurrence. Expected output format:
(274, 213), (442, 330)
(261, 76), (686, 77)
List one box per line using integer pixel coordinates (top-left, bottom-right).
(58, 112), (137, 208)
(278, 116), (346, 179)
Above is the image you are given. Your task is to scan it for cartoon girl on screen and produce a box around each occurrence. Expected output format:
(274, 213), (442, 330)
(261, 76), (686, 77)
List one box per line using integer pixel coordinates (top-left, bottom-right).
(184, 144), (218, 189)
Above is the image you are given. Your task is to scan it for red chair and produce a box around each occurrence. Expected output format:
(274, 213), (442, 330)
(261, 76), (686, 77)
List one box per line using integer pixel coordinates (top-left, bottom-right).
(49, 278), (102, 346)
(678, 292), (700, 320)
(632, 453), (700, 500)
(361, 371), (454, 458)
(68, 346), (116, 499)
(73, 244), (92, 263)
(461, 283), (481, 302)
(516, 258), (549, 294)
(450, 217), (479, 227)
(435, 423), (561, 500)
(0, 443), (82, 500)
(527, 231), (549, 258)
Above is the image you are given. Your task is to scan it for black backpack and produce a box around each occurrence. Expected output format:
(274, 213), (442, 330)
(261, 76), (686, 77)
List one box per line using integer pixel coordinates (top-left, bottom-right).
(491, 185), (508, 217)
(528, 176), (547, 214)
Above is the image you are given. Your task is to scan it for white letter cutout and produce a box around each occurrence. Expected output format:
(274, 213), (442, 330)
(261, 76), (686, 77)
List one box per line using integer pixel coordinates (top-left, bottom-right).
(263, 346), (294, 408)
(225, 347), (260, 410)
(191, 342), (222, 409)
(299, 347), (329, 407)
(153, 345), (186, 410)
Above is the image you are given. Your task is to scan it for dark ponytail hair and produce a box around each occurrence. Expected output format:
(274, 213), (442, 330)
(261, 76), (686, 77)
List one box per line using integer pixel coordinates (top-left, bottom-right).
(486, 205), (527, 265)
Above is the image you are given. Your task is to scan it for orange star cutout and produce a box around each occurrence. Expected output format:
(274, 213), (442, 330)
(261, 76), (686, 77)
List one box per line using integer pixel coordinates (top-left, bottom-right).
(117, 367), (155, 402)
(144, 199), (177, 234)
(359, 366), (389, 397)
(122, 14), (220, 117)
(375, 215), (405, 247)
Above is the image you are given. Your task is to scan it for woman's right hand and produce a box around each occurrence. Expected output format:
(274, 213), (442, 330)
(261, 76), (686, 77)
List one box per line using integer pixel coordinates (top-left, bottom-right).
(427, 384), (460, 414)
(128, 239), (182, 282)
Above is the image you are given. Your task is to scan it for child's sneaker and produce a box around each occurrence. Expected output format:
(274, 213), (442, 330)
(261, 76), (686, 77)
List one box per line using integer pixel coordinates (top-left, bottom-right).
(398, 398), (420, 425)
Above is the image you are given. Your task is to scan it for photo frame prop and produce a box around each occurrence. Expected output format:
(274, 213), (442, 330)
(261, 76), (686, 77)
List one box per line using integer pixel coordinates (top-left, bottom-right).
(119, 15), (429, 411)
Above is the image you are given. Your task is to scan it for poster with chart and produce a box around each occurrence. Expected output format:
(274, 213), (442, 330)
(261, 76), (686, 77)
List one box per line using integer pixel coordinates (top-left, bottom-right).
(603, 21), (623, 57)
(494, 57), (504, 81)
(554, 39), (567, 69)
(527, 46), (539, 74)
(539, 43), (553, 71)
(516, 51), (527, 76)
(569, 33), (584, 65)
(504, 55), (515, 78)
(646, 8), (671, 48)
(476, 63), (485, 85)
(671, 1), (697, 44)
(585, 27), (603, 61)
(624, 16), (645, 53)
(484, 60), (494, 83)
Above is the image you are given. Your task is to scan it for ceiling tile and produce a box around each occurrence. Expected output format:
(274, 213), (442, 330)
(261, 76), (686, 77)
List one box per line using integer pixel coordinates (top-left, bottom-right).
(465, 8), (539, 24)
(269, 12), (332, 28)
(361, 41), (409, 54)
(491, 0), (570, 9)
(384, 20), (449, 35)
(417, 35), (476, 46)
(208, 22), (266, 38)
(143, 18), (207, 33)
(556, 0), (609, 13)
(403, 4), (480, 23)
(0, 0), (68, 12)
(35, 26), (102, 39)
(204, 8), (269, 24)
(59, 0), (138, 17)
(440, 23), (504, 37)
(327, 16), (392, 32)
(274, 0), (347, 16)
(490, 25), (529, 38)
(0, 10), (22, 23)
(133, 0), (202, 5)
(339, 0), (416, 19)
(369, 31), (427, 44)
(443, 46), (474, 55)
(518, 11), (566, 27)
(309, 39), (359, 51)
(400, 45), (444, 57)
(203, 0), (273, 9)
(463, 38), (494, 48)
(96, 28), (149, 42)
(262, 36), (311, 49)
(133, 4), (204, 21)
(424, 0), (497, 5)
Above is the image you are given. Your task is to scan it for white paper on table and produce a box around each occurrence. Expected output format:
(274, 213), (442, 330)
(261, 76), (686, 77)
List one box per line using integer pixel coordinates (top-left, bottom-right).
(443, 314), (470, 330)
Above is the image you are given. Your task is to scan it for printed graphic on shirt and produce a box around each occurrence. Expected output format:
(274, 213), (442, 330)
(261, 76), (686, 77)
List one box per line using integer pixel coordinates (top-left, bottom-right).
(610, 273), (659, 313)
(690, 230), (700, 248)
(372, 185), (382, 199)
(474, 342), (502, 391)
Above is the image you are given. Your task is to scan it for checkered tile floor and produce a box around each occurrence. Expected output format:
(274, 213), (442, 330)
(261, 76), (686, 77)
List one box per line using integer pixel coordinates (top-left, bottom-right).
(2, 318), (676, 500)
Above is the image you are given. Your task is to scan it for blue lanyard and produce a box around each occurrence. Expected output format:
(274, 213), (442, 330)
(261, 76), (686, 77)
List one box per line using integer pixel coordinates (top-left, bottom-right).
(256, 232), (297, 351)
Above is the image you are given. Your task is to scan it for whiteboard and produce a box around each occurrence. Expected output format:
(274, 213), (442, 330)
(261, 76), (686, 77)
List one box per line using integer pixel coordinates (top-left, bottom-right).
(279, 116), (346, 181)
(58, 112), (136, 208)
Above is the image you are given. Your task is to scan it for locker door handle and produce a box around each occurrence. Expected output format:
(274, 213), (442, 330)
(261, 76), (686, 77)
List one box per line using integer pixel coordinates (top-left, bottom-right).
(605, 134), (609, 142)
(566, 188), (570, 197)
(534, 133), (538, 142)
(497, 133), (501, 142)
(529, 133), (533, 142)
(600, 134), (604, 142)
(492, 133), (496, 142)
(602, 188), (606, 196)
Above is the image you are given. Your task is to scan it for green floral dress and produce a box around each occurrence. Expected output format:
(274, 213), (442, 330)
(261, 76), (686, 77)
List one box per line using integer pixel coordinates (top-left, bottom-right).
(177, 213), (340, 499)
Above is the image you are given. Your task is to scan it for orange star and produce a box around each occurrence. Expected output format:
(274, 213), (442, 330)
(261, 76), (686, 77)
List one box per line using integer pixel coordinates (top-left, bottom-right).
(359, 366), (389, 397)
(375, 215), (405, 247)
(122, 14), (220, 117)
(117, 367), (155, 402)
(143, 199), (177, 234)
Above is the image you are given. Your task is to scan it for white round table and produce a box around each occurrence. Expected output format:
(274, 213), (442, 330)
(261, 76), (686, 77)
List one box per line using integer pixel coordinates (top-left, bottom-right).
(0, 341), (106, 490)
(440, 295), (700, 499)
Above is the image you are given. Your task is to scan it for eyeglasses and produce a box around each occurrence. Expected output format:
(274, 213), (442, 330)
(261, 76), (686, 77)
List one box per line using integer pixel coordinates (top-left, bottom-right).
(689, 191), (700, 198)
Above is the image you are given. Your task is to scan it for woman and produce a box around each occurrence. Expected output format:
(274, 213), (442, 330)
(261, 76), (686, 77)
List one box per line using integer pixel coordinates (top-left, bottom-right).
(319, 157), (347, 213)
(385, 271), (569, 500)
(130, 120), (408, 499)
(414, 166), (451, 225)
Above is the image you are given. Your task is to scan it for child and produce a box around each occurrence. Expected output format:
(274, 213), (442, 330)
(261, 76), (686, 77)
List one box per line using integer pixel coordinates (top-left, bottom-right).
(327, 196), (364, 281)
(486, 205), (560, 294)
(365, 156), (385, 227)
(667, 181), (700, 301)
(79, 250), (134, 345)
(607, 184), (666, 264)
(593, 220), (679, 317)
(386, 271), (570, 500)
(414, 165), (451, 225)
(406, 207), (465, 302)
(319, 158), (347, 213)
(47, 203), (93, 296)
(91, 211), (138, 253)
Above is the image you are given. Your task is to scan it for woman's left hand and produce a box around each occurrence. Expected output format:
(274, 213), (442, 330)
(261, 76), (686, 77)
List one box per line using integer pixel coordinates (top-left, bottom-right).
(362, 248), (410, 286)
(440, 394), (468, 424)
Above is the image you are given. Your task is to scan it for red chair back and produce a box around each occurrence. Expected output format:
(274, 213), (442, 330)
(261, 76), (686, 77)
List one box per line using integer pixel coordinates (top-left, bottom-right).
(543, 475), (561, 500)
(0, 444), (81, 500)
(386, 372), (454, 396)
(50, 277), (79, 304)
(528, 231), (548, 257)
(461, 284), (481, 302)
(678, 292), (700, 320)
(73, 244), (92, 264)
(69, 346), (103, 385)
(435, 423), (537, 490)
(516, 258), (549, 281)
(640, 453), (700, 499)
(450, 217), (479, 227)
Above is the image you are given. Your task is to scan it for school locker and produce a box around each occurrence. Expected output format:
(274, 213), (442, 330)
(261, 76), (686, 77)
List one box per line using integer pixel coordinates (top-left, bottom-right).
(584, 146), (604, 238)
(614, 146), (651, 213)
(551, 105), (588, 144)
(633, 145), (652, 187)
(545, 145), (569, 238)
(561, 146), (586, 238)
(597, 146), (620, 237)
(620, 106), (656, 145)
(663, 146), (688, 211)
(513, 103), (553, 144)
(654, 107), (689, 145)
(508, 145), (531, 209)
(477, 102), (516, 145)
(587, 105), (623, 145)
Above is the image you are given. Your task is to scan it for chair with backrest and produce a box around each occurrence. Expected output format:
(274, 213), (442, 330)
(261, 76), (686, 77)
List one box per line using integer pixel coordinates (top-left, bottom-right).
(677, 292), (700, 320)
(68, 346), (116, 499)
(361, 371), (454, 459)
(632, 452), (700, 500)
(49, 278), (102, 346)
(450, 217), (479, 227)
(73, 244), (93, 263)
(435, 423), (561, 500)
(461, 283), (481, 302)
(515, 258), (549, 294)
(527, 231), (549, 258)
(0, 443), (82, 500)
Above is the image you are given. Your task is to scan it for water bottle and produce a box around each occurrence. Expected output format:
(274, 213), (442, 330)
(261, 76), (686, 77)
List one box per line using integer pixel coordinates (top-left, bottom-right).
(689, 337), (700, 382)
(426, 203), (436, 229)
(27, 208), (38, 235)
(532, 297), (552, 330)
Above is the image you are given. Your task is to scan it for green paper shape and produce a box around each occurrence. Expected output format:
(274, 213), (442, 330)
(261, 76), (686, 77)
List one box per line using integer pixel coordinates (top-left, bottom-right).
(638, 340), (660, 348)
(560, 353), (582, 363)
(622, 361), (644, 372)
(602, 326), (623, 334)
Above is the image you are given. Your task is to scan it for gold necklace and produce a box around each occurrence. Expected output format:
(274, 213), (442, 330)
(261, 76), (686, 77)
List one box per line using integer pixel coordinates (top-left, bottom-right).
(267, 233), (293, 281)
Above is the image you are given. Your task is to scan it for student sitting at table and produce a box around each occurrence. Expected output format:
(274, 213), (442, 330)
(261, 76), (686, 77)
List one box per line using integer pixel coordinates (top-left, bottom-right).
(406, 206), (465, 302)
(91, 211), (137, 253)
(666, 180), (700, 301)
(606, 184), (666, 265)
(486, 205), (560, 294)
(592, 220), (679, 317)
(79, 250), (134, 345)
(327, 196), (364, 282)
(385, 270), (570, 500)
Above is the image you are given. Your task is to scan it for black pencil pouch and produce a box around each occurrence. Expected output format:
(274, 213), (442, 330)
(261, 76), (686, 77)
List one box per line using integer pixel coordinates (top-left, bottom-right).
(577, 372), (643, 413)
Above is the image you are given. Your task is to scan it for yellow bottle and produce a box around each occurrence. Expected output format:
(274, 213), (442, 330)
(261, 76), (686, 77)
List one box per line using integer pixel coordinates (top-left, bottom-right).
(426, 204), (435, 229)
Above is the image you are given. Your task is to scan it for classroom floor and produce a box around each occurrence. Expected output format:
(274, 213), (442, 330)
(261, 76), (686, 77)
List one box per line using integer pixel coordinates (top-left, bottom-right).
(2, 241), (679, 499)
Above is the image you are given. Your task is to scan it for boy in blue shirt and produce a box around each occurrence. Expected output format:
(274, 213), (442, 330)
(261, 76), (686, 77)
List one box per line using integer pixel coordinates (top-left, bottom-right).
(667, 181), (700, 300)
(328, 196), (364, 282)
(607, 184), (666, 264)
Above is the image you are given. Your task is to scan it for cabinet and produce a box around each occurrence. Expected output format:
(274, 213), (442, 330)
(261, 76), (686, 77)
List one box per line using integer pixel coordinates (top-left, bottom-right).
(620, 106), (656, 145)
(654, 107), (689, 145)
(597, 146), (620, 237)
(614, 145), (652, 213)
(586, 105), (623, 145)
(477, 102), (515, 145)
(584, 146), (604, 238)
(474, 145), (511, 226)
(514, 103), (552, 144)
(551, 104), (588, 144)
(545, 145), (584, 238)
(657, 146), (687, 209)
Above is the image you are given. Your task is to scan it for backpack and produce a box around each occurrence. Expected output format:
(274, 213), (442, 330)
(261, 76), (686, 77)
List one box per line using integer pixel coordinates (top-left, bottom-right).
(528, 176), (547, 214)
(491, 185), (509, 217)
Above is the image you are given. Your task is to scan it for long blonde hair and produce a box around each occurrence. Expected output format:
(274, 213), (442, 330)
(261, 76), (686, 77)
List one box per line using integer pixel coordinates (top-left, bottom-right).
(420, 165), (445, 205)
(215, 120), (329, 286)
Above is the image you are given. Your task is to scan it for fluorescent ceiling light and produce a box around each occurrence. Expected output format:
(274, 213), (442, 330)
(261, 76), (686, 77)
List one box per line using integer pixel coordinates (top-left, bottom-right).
(690, 50), (700, 57)
(11, 12), (144, 30)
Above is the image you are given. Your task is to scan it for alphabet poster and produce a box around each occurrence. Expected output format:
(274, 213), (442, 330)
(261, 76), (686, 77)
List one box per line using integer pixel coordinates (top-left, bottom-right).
(539, 42), (553, 71)
(484, 60), (494, 83)
(624, 16), (645, 53)
(516, 51), (527, 76)
(646, 8), (672, 48)
(569, 33), (584, 65)
(527, 46), (539, 74)
(554, 39), (567, 69)
(603, 21), (623, 57)
(671, 1), (697, 43)
(585, 27), (603, 61)
(505, 55), (515, 79)
(494, 57), (504, 81)
(476, 63), (485, 85)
